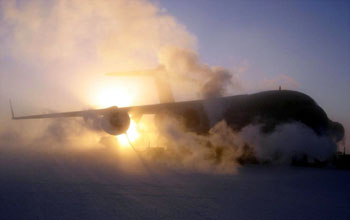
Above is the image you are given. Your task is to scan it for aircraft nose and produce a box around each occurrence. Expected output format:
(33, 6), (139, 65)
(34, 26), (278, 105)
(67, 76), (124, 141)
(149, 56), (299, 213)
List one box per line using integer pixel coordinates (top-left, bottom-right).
(329, 121), (345, 143)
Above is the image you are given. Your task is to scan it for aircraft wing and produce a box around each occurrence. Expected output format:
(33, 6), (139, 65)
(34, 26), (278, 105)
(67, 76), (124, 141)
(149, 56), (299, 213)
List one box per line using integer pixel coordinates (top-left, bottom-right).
(122, 99), (203, 115)
(10, 108), (108, 120)
(10, 99), (204, 120)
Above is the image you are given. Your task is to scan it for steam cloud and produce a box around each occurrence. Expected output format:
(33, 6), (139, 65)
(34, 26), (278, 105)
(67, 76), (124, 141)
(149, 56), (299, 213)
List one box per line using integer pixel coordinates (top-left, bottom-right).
(149, 118), (337, 174)
(157, 47), (241, 98)
(0, 0), (339, 175)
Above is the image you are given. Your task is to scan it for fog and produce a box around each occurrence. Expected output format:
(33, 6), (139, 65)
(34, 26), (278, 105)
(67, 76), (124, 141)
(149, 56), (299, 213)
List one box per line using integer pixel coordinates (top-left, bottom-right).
(0, 0), (343, 175)
(0, 1), (348, 219)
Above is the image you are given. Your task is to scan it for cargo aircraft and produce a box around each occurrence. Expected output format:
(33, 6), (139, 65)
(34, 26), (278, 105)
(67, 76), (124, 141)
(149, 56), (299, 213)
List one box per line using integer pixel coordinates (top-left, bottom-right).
(10, 66), (344, 143)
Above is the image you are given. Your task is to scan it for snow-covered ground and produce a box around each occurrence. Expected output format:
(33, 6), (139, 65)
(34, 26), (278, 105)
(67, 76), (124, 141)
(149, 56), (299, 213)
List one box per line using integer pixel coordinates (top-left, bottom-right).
(0, 148), (349, 220)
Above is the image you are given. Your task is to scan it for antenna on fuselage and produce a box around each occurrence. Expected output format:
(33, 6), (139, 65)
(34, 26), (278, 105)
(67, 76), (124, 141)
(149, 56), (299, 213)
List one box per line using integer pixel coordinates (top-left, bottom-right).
(106, 65), (175, 103)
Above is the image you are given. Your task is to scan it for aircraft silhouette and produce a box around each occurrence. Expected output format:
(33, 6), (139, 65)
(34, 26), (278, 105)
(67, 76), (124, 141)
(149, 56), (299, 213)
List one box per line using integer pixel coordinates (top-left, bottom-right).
(10, 67), (344, 143)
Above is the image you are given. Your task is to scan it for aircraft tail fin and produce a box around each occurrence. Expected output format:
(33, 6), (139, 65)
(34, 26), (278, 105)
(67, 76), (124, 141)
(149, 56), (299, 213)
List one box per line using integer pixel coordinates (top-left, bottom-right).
(106, 65), (175, 103)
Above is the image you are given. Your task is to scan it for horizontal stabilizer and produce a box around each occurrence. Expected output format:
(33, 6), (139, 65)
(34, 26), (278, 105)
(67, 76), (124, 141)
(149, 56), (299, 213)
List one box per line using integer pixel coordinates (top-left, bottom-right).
(106, 65), (174, 103)
(106, 69), (156, 77)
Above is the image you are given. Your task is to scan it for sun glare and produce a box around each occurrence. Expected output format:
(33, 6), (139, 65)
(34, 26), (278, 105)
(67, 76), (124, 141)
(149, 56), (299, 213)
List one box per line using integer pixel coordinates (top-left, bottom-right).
(90, 82), (144, 148)
(89, 78), (138, 109)
(117, 119), (140, 148)
(93, 87), (134, 108)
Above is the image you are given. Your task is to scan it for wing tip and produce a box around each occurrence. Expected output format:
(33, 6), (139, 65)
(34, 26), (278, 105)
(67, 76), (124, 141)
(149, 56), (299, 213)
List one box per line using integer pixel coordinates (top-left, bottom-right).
(9, 99), (15, 119)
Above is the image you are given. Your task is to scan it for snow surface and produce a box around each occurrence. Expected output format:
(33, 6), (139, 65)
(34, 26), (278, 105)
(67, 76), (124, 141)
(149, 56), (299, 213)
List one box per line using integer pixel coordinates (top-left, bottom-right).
(0, 149), (349, 220)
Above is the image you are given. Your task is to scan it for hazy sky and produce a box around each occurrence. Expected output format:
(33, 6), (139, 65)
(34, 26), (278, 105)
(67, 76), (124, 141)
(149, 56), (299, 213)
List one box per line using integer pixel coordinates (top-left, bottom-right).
(0, 0), (349, 149)
(158, 0), (350, 148)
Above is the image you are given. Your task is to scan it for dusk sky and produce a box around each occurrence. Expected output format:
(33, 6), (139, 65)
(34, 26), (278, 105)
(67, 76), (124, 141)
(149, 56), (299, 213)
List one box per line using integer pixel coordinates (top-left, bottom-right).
(0, 0), (349, 150)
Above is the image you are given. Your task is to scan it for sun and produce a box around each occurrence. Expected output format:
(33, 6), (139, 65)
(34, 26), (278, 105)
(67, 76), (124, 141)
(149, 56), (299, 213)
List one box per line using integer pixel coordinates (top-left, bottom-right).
(93, 87), (133, 108)
(89, 77), (138, 108)
(90, 81), (141, 148)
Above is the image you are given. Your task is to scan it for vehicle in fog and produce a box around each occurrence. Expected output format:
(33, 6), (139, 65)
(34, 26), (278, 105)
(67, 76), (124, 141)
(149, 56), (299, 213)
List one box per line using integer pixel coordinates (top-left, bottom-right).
(10, 67), (344, 144)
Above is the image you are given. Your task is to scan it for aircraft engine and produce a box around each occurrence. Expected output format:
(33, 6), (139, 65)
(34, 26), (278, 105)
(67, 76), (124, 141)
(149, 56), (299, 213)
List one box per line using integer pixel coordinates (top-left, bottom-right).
(101, 107), (130, 135)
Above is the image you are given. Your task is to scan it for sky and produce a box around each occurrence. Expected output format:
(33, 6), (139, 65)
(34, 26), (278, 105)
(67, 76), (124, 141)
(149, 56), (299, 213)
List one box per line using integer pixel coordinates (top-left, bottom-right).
(157, 0), (350, 149)
(0, 0), (349, 150)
